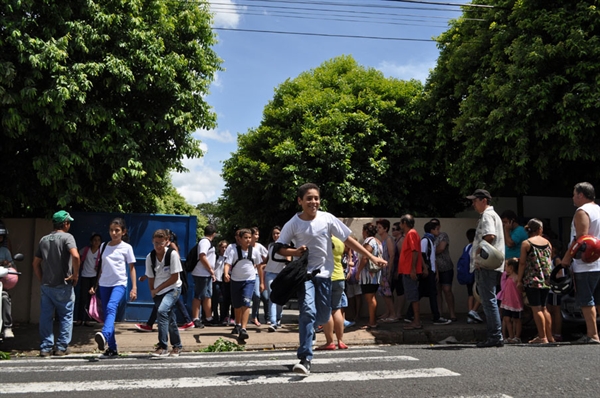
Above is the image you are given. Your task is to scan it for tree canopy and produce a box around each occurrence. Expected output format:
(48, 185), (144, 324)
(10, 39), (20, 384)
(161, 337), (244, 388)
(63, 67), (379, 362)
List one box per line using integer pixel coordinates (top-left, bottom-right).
(220, 55), (463, 231)
(423, 0), (600, 196)
(0, 0), (221, 217)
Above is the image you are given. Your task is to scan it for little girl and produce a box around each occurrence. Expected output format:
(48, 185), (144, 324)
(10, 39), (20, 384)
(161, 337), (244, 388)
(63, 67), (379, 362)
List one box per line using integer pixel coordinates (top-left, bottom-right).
(497, 258), (524, 344)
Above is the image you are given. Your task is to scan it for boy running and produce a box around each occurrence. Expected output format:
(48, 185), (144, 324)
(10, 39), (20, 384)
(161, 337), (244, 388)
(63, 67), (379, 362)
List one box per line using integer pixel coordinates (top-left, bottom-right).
(277, 183), (387, 375)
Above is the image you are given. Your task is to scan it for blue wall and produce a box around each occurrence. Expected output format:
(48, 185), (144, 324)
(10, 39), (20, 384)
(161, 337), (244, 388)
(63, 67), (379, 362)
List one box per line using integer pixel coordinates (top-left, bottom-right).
(71, 212), (197, 322)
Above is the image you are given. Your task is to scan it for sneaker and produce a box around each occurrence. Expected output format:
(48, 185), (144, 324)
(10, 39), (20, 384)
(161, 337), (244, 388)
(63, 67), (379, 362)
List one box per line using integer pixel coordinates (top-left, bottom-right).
(468, 310), (483, 323)
(151, 348), (170, 357)
(193, 319), (204, 329)
(222, 317), (230, 326)
(135, 323), (153, 332)
(293, 359), (311, 375)
(169, 347), (182, 357)
(232, 325), (241, 335)
(467, 317), (474, 324)
(95, 332), (106, 351)
(53, 348), (71, 356)
(99, 349), (119, 359)
(268, 324), (277, 333)
(572, 335), (600, 345)
(228, 318), (236, 326)
(3, 327), (14, 339)
(205, 318), (220, 327)
(178, 321), (194, 331)
(433, 317), (452, 325)
(343, 320), (355, 328)
(40, 350), (52, 358)
(238, 328), (249, 340)
(476, 339), (504, 348)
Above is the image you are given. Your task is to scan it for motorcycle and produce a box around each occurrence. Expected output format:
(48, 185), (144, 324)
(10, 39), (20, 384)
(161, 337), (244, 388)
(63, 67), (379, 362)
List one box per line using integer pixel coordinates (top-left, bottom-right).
(0, 253), (23, 340)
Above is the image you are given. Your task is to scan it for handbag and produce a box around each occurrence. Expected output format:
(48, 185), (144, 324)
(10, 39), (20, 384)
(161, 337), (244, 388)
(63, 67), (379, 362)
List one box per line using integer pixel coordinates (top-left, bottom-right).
(87, 293), (104, 323)
(368, 258), (382, 273)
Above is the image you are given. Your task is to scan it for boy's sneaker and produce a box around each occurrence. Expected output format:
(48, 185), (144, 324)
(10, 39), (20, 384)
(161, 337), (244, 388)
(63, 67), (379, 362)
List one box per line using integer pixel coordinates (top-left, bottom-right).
(95, 332), (106, 351)
(151, 348), (170, 357)
(433, 317), (452, 325)
(40, 350), (51, 358)
(178, 321), (194, 331)
(468, 310), (483, 323)
(293, 359), (311, 375)
(99, 349), (119, 359)
(268, 324), (278, 333)
(193, 319), (204, 329)
(169, 347), (182, 357)
(3, 328), (14, 339)
(53, 348), (71, 356)
(135, 323), (153, 332)
(231, 324), (241, 335)
(238, 328), (249, 340)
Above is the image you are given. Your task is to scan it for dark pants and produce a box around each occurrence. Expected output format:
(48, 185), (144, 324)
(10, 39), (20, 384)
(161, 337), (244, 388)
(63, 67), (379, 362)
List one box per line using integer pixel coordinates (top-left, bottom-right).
(221, 280), (235, 320)
(211, 281), (224, 322)
(75, 276), (96, 322)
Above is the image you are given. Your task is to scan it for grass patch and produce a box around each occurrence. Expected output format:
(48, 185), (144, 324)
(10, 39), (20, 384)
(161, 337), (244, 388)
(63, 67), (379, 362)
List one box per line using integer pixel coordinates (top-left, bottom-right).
(199, 338), (245, 352)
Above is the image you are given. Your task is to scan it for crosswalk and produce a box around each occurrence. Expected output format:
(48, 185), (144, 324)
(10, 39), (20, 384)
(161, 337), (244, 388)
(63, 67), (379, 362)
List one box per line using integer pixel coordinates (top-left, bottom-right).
(0, 348), (511, 397)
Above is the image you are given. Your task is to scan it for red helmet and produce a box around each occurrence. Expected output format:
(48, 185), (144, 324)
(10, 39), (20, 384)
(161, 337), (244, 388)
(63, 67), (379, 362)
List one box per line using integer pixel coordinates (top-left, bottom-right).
(0, 268), (18, 290)
(569, 235), (600, 263)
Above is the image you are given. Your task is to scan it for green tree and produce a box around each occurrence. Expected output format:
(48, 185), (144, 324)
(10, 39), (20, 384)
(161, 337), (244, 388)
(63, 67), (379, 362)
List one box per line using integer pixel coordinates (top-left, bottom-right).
(424, 0), (600, 196)
(0, 0), (221, 217)
(155, 180), (207, 238)
(221, 55), (462, 231)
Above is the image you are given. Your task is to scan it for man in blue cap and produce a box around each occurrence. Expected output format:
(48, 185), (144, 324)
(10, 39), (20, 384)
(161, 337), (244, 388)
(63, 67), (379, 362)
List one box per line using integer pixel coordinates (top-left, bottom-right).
(32, 210), (80, 357)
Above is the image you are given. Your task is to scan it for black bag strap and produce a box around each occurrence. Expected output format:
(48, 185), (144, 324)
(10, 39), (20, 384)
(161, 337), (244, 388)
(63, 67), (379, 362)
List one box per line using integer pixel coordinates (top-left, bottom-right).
(150, 248), (173, 277)
(232, 245), (253, 268)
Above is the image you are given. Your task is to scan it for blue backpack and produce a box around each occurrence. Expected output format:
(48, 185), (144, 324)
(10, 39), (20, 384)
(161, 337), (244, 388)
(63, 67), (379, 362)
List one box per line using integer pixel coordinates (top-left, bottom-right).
(456, 243), (474, 285)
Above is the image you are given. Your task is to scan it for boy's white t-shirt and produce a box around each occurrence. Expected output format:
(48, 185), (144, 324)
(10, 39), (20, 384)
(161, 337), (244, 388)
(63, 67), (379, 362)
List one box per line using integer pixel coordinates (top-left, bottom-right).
(98, 241), (136, 287)
(277, 210), (352, 278)
(145, 249), (182, 296)
(265, 243), (287, 274)
(225, 244), (262, 282)
(80, 247), (99, 278)
(192, 237), (216, 277)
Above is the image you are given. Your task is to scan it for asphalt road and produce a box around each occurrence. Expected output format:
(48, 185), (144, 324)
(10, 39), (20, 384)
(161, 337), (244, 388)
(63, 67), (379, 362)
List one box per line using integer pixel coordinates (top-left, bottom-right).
(1, 343), (599, 397)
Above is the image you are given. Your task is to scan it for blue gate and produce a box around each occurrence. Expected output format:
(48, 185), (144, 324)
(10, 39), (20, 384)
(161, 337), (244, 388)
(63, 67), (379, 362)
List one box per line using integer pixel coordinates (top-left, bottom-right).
(71, 212), (197, 322)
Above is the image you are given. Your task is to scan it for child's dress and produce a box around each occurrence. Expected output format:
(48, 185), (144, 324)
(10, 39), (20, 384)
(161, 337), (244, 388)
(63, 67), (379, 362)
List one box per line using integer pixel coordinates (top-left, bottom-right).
(497, 272), (524, 312)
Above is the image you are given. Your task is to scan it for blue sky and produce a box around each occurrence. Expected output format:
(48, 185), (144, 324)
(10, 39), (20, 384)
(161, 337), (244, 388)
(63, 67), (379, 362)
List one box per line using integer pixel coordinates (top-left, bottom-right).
(171, 0), (468, 204)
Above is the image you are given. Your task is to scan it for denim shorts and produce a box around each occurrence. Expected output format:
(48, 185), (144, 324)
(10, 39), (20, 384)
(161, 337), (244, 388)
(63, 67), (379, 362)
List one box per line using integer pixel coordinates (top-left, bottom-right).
(402, 275), (420, 303)
(574, 271), (600, 307)
(331, 280), (347, 309)
(438, 269), (454, 286)
(193, 276), (213, 300)
(231, 279), (255, 308)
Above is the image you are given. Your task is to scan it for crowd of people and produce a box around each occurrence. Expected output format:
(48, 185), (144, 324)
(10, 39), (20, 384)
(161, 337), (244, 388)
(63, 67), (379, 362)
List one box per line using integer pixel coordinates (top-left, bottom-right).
(3, 181), (600, 369)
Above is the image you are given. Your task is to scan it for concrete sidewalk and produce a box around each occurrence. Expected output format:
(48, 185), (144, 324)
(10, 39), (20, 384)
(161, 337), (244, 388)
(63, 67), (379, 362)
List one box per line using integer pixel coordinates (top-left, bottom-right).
(1, 310), (489, 356)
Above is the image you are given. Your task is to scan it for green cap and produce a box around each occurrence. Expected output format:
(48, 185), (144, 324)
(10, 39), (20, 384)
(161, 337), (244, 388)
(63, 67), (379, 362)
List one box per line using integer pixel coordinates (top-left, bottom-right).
(52, 210), (74, 223)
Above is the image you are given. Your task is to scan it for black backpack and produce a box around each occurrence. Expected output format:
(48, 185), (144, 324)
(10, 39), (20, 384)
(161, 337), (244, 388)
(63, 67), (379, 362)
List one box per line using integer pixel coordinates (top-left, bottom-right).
(232, 245), (253, 269)
(150, 247), (188, 295)
(269, 244), (311, 306)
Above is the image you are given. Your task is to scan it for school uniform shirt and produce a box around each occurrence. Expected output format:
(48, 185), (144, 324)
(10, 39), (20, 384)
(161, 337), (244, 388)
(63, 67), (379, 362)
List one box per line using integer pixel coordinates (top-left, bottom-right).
(192, 237), (215, 277)
(79, 247), (99, 278)
(214, 255), (225, 282)
(145, 249), (182, 296)
(265, 243), (287, 274)
(277, 210), (352, 278)
(98, 241), (136, 287)
(226, 246), (263, 282)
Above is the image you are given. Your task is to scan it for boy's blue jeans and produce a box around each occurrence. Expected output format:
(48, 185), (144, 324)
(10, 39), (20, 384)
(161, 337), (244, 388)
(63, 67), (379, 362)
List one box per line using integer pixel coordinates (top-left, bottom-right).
(39, 284), (75, 352)
(297, 277), (332, 361)
(154, 286), (182, 350)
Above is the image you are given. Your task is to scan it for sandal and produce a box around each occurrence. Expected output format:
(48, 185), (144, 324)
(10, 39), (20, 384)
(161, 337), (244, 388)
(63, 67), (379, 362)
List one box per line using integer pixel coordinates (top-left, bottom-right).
(315, 343), (336, 351)
(338, 342), (349, 350)
(528, 336), (548, 344)
(251, 319), (261, 327)
(361, 324), (378, 330)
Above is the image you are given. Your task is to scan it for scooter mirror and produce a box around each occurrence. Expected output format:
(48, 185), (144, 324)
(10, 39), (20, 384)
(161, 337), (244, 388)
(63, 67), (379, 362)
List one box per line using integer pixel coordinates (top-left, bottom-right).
(13, 253), (24, 262)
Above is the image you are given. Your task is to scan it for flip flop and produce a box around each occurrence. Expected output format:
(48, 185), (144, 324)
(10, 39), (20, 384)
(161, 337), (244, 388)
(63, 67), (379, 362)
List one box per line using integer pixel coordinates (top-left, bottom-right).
(528, 336), (548, 344)
(251, 319), (261, 327)
(338, 342), (349, 350)
(361, 324), (378, 330)
(315, 343), (337, 350)
(403, 324), (423, 330)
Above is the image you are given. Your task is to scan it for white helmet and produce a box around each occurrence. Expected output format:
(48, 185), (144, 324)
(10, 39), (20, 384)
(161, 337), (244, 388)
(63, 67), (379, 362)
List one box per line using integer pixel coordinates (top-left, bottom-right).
(476, 240), (504, 270)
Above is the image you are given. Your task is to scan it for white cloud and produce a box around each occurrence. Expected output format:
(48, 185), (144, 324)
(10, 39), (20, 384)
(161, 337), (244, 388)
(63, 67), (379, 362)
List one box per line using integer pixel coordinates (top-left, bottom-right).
(377, 60), (436, 83)
(171, 154), (224, 205)
(194, 128), (236, 143)
(210, 0), (243, 29)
